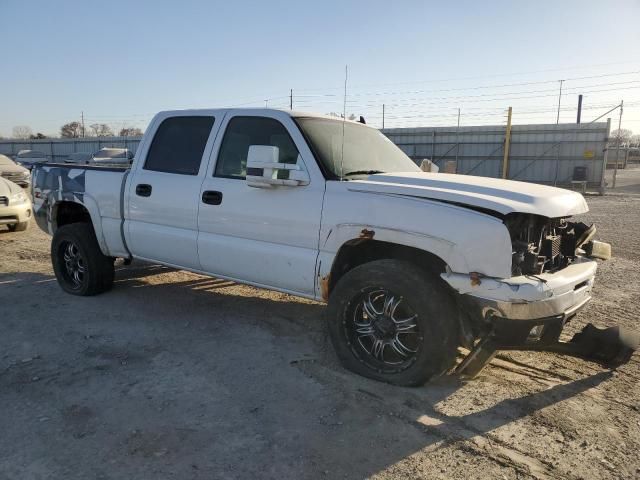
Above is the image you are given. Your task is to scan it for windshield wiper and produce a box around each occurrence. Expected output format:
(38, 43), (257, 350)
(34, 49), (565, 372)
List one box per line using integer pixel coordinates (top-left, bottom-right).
(342, 169), (386, 176)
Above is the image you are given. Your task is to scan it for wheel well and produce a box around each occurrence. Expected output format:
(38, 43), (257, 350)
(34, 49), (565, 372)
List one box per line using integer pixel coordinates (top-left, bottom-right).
(325, 239), (447, 300)
(54, 201), (91, 231)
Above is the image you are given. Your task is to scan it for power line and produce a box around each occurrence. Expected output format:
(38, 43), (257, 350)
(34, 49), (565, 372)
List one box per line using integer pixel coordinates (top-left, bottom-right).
(295, 70), (640, 99)
(294, 80), (640, 108)
(294, 63), (640, 92)
(8, 66), (640, 133)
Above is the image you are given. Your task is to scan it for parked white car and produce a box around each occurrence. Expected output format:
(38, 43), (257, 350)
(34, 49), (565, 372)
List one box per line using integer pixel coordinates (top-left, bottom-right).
(0, 154), (31, 187)
(0, 177), (31, 231)
(63, 148), (133, 167)
(64, 152), (93, 164)
(15, 150), (49, 170)
(30, 109), (637, 385)
(89, 147), (133, 166)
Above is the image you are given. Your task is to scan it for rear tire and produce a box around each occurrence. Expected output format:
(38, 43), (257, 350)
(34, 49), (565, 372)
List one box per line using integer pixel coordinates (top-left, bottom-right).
(51, 223), (114, 296)
(8, 221), (28, 232)
(326, 259), (459, 386)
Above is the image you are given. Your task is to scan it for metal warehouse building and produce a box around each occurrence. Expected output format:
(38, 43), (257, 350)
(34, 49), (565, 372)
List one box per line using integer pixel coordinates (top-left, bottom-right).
(0, 119), (614, 193)
(382, 120), (612, 193)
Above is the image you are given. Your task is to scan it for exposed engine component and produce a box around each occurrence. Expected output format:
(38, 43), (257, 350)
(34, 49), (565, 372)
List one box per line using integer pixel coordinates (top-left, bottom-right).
(505, 213), (595, 276)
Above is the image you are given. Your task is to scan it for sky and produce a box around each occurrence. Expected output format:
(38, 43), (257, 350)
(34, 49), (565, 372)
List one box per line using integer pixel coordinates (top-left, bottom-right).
(1, 0), (639, 136)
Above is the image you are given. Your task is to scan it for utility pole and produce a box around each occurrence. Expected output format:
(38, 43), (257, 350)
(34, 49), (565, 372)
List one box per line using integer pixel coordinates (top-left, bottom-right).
(502, 106), (513, 179)
(613, 100), (624, 189)
(556, 80), (564, 124)
(289, 89), (293, 110)
(455, 108), (461, 166)
(81, 111), (85, 138)
(576, 94), (583, 124)
(264, 99), (268, 108)
(382, 104), (385, 129)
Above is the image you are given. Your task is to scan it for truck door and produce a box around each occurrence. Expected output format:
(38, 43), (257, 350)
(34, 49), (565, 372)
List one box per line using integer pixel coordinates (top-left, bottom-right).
(197, 111), (325, 297)
(125, 114), (218, 269)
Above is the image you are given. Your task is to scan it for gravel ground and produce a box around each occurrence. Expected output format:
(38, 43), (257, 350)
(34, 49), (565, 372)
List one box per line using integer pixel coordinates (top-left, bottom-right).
(1, 169), (639, 480)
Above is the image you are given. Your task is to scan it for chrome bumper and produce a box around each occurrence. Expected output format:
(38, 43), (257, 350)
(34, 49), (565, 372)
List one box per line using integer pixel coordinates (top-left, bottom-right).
(443, 257), (598, 321)
(469, 282), (593, 321)
(445, 258), (639, 379)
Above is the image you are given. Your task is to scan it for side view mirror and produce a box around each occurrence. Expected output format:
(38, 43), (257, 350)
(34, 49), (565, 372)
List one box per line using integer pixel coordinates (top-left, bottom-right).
(246, 145), (310, 188)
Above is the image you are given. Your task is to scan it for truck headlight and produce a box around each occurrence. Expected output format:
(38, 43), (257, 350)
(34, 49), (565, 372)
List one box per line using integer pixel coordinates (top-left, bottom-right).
(10, 191), (27, 205)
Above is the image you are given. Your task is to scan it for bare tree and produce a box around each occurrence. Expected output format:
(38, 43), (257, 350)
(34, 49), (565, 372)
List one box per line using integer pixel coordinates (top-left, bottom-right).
(629, 134), (640, 147)
(119, 127), (144, 137)
(89, 123), (114, 137)
(12, 125), (33, 139)
(610, 128), (633, 147)
(60, 121), (83, 138)
(326, 112), (359, 119)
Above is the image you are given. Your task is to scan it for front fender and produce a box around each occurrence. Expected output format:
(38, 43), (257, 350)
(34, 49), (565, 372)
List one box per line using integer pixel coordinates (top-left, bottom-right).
(321, 222), (458, 265)
(316, 184), (515, 301)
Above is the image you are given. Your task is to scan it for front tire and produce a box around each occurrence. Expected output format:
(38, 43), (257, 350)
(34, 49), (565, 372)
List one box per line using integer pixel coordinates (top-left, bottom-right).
(51, 223), (114, 296)
(326, 259), (459, 386)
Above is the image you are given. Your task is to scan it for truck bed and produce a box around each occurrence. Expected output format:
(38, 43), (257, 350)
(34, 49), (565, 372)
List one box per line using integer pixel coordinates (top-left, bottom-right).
(32, 163), (130, 257)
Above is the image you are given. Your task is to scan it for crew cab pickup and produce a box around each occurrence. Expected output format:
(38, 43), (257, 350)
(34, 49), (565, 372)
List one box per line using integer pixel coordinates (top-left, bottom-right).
(31, 109), (637, 386)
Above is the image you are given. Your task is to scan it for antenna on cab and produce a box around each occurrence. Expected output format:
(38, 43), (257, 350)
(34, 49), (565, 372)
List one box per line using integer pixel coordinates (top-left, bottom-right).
(340, 65), (348, 181)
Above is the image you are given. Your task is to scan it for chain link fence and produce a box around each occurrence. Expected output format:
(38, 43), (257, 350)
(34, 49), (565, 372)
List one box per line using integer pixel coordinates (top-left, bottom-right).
(0, 136), (143, 164)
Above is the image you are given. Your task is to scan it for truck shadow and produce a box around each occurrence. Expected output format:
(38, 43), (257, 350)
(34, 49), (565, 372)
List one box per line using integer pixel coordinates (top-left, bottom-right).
(0, 267), (616, 478)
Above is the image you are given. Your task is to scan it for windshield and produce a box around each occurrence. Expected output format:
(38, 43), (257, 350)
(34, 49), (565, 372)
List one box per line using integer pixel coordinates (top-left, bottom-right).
(296, 117), (420, 179)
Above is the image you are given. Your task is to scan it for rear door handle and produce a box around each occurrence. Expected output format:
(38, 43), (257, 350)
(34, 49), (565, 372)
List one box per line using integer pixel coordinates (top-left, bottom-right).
(136, 184), (152, 197)
(202, 190), (223, 205)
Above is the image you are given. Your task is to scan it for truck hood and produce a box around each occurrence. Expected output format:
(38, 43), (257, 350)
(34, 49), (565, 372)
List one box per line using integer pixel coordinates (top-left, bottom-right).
(349, 172), (589, 217)
(0, 163), (29, 175)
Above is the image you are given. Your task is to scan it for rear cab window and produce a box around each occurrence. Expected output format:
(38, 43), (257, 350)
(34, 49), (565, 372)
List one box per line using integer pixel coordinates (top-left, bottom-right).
(144, 116), (215, 175)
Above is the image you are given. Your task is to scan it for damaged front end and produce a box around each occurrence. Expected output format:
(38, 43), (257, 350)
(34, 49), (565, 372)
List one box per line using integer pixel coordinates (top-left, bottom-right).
(444, 212), (637, 378)
(455, 315), (640, 379)
(506, 213), (610, 276)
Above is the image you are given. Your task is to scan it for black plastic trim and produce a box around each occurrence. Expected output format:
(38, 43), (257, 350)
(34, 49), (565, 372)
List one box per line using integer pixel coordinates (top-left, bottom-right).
(246, 167), (263, 177)
(41, 163), (129, 173)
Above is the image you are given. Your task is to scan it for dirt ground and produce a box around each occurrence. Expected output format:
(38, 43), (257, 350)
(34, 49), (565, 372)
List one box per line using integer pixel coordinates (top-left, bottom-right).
(1, 169), (639, 480)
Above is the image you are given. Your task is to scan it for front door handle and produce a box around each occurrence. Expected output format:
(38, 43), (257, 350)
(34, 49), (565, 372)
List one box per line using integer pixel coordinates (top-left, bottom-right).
(136, 184), (152, 197)
(202, 190), (223, 205)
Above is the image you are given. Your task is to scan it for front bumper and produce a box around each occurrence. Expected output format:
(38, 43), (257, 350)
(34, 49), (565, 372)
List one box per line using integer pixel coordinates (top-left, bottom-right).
(0, 202), (32, 225)
(443, 257), (598, 321)
(456, 316), (639, 379)
(443, 258), (638, 377)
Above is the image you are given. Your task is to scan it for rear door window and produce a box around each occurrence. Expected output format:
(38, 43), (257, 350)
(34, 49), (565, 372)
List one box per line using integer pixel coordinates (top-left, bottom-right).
(144, 116), (215, 175)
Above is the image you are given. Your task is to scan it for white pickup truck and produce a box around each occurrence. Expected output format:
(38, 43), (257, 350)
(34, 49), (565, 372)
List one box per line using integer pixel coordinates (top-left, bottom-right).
(31, 109), (637, 386)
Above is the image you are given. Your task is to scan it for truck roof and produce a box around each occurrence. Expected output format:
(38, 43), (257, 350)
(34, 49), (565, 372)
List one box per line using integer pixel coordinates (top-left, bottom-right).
(156, 108), (370, 125)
